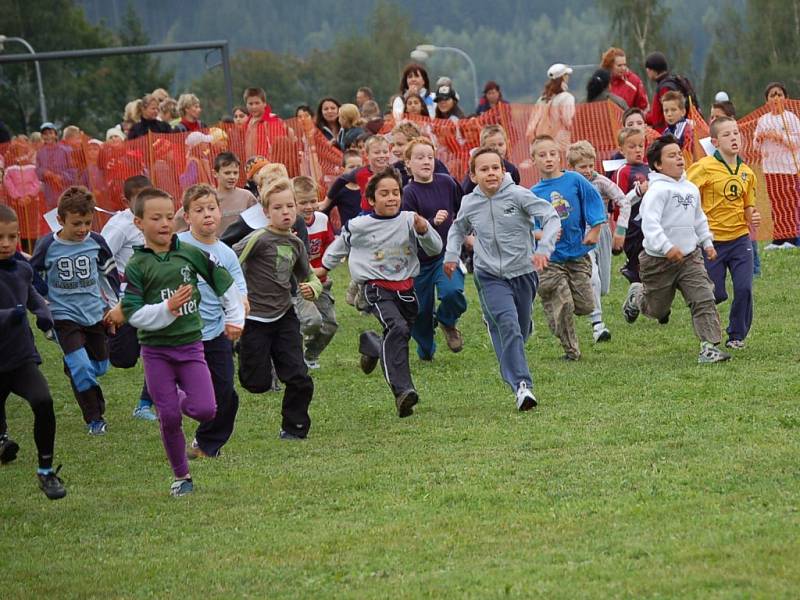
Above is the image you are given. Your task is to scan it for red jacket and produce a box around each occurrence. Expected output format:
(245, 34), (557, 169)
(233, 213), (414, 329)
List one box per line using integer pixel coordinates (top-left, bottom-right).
(610, 71), (648, 111)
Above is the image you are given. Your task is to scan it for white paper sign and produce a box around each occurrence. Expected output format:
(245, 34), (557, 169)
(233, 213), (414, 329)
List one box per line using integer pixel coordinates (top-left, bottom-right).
(602, 158), (626, 173)
(44, 208), (62, 233)
(699, 137), (716, 157)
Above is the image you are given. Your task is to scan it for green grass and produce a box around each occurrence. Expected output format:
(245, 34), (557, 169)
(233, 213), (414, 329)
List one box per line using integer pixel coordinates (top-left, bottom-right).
(2, 249), (799, 599)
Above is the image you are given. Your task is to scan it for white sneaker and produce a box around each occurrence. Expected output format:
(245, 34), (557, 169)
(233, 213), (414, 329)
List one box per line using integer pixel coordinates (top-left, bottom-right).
(515, 382), (537, 411)
(780, 242), (798, 249)
(304, 358), (320, 369)
(764, 243), (783, 250)
(592, 322), (611, 343)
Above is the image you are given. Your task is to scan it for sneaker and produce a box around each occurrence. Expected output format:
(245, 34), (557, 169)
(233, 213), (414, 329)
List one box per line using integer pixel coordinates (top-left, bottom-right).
(780, 242), (798, 249)
(698, 342), (732, 364)
(345, 280), (359, 306)
(37, 465), (67, 500)
(561, 353), (580, 361)
(658, 311), (671, 325)
(170, 478), (193, 497)
(360, 353), (379, 375)
(186, 439), (215, 460)
(304, 358), (321, 370)
(439, 323), (464, 353)
(592, 323), (611, 343)
(725, 339), (746, 350)
(395, 389), (419, 418)
(279, 429), (306, 441)
(0, 436), (20, 464)
(87, 420), (107, 436)
(132, 405), (158, 421)
(764, 242), (784, 251)
(622, 283), (643, 323)
(515, 382), (537, 412)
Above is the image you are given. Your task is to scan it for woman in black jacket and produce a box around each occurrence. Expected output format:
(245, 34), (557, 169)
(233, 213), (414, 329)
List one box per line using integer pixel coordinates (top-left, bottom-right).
(127, 94), (174, 140)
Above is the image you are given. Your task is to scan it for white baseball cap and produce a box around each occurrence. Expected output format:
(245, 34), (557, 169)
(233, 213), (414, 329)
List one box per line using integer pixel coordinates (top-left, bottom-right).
(714, 91), (730, 103)
(547, 63), (573, 80)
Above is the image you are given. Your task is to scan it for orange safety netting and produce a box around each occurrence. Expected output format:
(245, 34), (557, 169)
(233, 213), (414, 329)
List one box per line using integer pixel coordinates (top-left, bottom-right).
(1, 100), (798, 245)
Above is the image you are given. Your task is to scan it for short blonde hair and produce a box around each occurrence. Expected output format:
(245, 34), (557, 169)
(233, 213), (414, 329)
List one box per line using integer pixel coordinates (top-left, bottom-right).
(617, 127), (644, 146)
(566, 140), (596, 166)
(177, 93), (200, 117)
(260, 177), (294, 208)
(529, 135), (556, 156)
(338, 103), (362, 128)
(254, 163), (289, 192)
(292, 175), (318, 199)
(479, 124), (507, 145)
(392, 120), (422, 140)
(364, 134), (389, 153)
(403, 137), (436, 162)
(62, 125), (81, 141)
(182, 183), (218, 213)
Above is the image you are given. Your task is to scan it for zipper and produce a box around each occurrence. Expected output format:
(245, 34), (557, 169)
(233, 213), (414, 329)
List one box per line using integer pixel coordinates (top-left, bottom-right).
(489, 195), (503, 275)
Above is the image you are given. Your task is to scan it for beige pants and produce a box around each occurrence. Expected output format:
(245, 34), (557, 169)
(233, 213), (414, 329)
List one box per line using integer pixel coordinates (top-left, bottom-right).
(539, 255), (594, 358)
(639, 248), (722, 344)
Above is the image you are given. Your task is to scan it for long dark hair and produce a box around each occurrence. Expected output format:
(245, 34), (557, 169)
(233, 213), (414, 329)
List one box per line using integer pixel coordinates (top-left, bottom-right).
(314, 97), (341, 132)
(399, 63), (431, 94)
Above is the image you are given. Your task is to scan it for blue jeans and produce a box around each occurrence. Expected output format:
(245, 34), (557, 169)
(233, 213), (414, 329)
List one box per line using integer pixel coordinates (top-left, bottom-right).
(412, 256), (467, 359)
(474, 269), (537, 390)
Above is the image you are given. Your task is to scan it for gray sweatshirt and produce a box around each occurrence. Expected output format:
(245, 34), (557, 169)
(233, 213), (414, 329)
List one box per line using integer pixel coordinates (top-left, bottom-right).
(322, 211), (442, 283)
(641, 172), (714, 258)
(445, 174), (560, 279)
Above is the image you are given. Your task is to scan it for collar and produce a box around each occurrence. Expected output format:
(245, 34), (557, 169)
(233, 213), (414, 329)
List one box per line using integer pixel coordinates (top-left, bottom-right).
(713, 150), (742, 175)
(136, 234), (180, 256)
(368, 212), (401, 220)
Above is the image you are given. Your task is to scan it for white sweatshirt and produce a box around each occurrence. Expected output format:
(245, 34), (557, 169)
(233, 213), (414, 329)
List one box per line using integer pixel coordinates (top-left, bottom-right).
(641, 172), (713, 258)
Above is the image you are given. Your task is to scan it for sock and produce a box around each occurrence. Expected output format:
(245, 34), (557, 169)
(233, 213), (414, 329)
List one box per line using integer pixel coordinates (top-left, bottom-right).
(37, 467), (54, 475)
(138, 398), (153, 409)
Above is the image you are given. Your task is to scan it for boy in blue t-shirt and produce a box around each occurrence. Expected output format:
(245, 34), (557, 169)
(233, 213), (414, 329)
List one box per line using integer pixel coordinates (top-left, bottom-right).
(531, 136), (607, 361)
(177, 184), (248, 459)
(31, 186), (120, 434)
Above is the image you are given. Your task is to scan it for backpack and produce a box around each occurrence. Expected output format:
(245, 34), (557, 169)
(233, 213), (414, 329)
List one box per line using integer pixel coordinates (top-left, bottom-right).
(658, 74), (702, 117)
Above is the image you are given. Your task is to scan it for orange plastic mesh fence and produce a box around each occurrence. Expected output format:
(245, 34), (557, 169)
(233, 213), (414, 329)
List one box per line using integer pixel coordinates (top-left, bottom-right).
(1, 100), (797, 242)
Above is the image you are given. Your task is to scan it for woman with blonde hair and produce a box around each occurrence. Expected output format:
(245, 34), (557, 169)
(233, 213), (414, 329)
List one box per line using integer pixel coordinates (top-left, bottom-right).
(127, 94), (173, 140)
(175, 93), (206, 133)
(335, 103), (366, 150)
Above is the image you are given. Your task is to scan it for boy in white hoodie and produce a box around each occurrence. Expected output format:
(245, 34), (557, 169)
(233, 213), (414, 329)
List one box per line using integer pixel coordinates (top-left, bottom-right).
(622, 134), (731, 364)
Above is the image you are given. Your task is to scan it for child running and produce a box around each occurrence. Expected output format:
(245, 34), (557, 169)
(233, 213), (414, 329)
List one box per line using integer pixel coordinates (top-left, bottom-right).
(622, 134), (731, 364)
(444, 148), (560, 410)
(109, 187), (245, 496)
(321, 167), (442, 418)
(102, 175), (157, 421)
(177, 184), (249, 459)
(0, 205), (66, 499)
(687, 116), (760, 349)
(401, 137), (467, 359)
(531, 136), (607, 361)
(234, 178), (321, 439)
(293, 176), (338, 369)
(567, 140), (631, 341)
(31, 186), (120, 435)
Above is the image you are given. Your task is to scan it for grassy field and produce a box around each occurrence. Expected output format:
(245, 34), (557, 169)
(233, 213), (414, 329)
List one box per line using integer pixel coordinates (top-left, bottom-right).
(2, 248), (799, 599)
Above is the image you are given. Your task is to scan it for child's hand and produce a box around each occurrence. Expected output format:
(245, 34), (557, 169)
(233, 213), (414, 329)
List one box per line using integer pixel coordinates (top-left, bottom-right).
(582, 228), (601, 246)
(242, 296), (250, 317)
(443, 261), (458, 279)
(104, 303), (125, 328)
(636, 180), (649, 196)
(704, 246), (718, 261)
(433, 210), (449, 226)
(665, 247), (684, 263)
(749, 209), (762, 229)
(298, 282), (315, 300)
(612, 234), (625, 252)
(531, 253), (549, 272)
(167, 284), (193, 316)
(413, 213), (429, 234)
(464, 234), (475, 250)
(224, 323), (242, 341)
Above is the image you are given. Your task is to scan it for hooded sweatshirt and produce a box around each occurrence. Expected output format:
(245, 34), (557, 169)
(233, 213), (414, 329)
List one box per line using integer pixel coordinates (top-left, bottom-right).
(445, 173), (560, 279)
(641, 172), (713, 258)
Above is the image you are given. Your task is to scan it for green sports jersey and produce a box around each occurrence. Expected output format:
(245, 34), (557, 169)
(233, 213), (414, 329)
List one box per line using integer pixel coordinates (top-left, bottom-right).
(121, 235), (234, 346)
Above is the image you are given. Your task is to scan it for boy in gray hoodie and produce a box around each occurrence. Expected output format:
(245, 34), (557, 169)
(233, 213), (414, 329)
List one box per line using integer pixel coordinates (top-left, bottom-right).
(321, 167), (442, 418)
(622, 134), (731, 364)
(444, 148), (560, 410)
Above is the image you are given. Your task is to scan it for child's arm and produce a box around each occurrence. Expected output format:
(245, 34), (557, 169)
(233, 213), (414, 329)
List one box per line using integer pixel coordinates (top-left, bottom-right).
(320, 226), (352, 273)
(693, 190), (716, 260)
(443, 206), (471, 276)
(194, 251), (246, 338)
(743, 172), (760, 229)
(412, 213), (443, 257)
(28, 235), (52, 294)
(119, 265), (184, 331)
(521, 190), (560, 262)
(640, 188), (682, 261)
(577, 176), (607, 245)
(26, 279), (54, 333)
(93, 234), (121, 308)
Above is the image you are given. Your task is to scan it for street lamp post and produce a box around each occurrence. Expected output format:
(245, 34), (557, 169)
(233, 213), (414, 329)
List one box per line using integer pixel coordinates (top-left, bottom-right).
(411, 44), (479, 111)
(0, 35), (48, 122)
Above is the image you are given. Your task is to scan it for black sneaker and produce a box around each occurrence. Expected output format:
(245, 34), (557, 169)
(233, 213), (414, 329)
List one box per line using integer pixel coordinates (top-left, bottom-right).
(0, 436), (20, 464)
(279, 429), (305, 441)
(396, 389), (419, 418)
(658, 311), (671, 325)
(360, 353), (379, 374)
(37, 465), (67, 500)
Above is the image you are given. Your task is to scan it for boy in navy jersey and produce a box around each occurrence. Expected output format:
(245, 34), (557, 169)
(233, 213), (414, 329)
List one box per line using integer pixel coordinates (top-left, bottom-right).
(31, 186), (120, 435)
